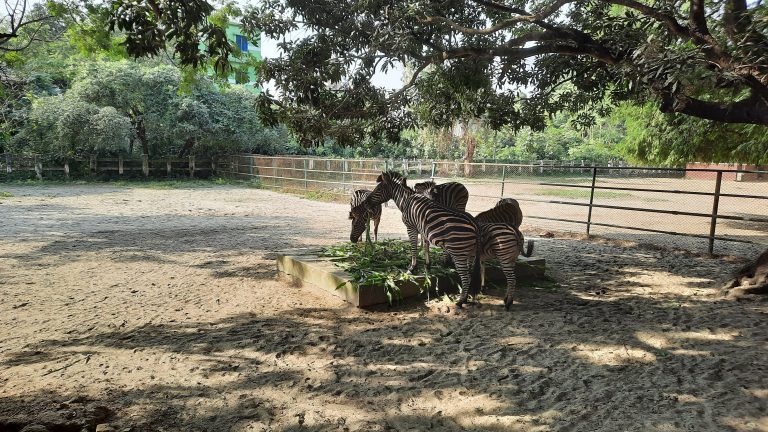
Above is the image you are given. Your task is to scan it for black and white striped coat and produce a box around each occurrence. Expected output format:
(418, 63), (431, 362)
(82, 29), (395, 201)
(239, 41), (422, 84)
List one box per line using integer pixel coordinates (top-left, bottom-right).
(477, 223), (533, 310)
(349, 189), (382, 243)
(351, 171), (481, 307)
(474, 198), (523, 228)
(413, 181), (469, 212)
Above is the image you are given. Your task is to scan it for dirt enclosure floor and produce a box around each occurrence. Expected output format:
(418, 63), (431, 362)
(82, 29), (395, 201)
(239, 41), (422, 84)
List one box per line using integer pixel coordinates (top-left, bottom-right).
(1, 184), (767, 432)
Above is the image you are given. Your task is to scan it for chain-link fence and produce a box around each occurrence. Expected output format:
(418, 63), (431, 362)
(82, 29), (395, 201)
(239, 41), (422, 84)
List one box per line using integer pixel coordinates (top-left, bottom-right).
(221, 155), (768, 256)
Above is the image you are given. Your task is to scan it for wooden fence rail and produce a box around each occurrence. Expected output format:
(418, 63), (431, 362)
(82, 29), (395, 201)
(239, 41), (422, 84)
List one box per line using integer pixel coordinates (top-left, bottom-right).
(0, 154), (216, 179)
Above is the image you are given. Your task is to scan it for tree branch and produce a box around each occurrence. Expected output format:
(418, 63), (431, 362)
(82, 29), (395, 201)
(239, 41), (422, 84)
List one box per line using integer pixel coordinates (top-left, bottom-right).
(388, 60), (432, 102)
(432, 41), (619, 65)
(421, 0), (572, 35)
(604, 0), (689, 36)
(660, 91), (768, 125)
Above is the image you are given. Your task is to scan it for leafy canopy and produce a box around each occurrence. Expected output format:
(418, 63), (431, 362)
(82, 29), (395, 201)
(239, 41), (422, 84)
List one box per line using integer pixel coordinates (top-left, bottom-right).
(108, 0), (768, 146)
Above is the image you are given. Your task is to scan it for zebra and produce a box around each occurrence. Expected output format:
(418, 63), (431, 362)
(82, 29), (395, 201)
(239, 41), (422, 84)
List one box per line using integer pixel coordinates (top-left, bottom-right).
(413, 181), (469, 212)
(477, 223), (534, 310)
(350, 171), (482, 308)
(474, 198), (524, 228)
(348, 189), (382, 243)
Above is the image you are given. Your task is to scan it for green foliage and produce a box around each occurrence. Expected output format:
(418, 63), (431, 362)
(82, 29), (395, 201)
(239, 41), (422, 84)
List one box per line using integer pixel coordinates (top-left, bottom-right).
(615, 104), (768, 165)
(9, 61), (289, 158)
(320, 240), (456, 305)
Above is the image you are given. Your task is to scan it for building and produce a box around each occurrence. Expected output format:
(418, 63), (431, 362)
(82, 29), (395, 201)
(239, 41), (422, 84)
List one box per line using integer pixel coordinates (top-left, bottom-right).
(685, 162), (767, 181)
(204, 22), (262, 93)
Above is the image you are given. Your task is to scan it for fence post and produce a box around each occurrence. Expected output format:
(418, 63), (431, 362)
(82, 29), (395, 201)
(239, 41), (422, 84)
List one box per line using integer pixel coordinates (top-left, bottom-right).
(5, 154), (12, 174)
(189, 155), (195, 178)
(167, 158), (172, 176)
(118, 155), (124, 175)
(64, 161), (70, 180)
(90, 155), (97, 173)
(142, 154), (149, 177)
(430, 161), (436, 181)
(34, 155), (42, 180)
(341, 159), (347, 194)
(586, 166), (597, 236)
(500, 165), (506, 198)
(211, 157), (216, 175)
(708, 171), (723, 255)
(384, 159), (389, 172)
(303, 158), (308, 191)
(273, 157), (277, 188)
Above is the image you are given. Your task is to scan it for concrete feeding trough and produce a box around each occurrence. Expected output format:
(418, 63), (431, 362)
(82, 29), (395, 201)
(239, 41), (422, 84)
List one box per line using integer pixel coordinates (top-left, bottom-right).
(276, 250), (546, 307)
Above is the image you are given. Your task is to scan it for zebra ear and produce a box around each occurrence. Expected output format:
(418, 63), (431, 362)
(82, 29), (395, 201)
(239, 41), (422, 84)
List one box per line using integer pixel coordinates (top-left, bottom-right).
(376, 174), (383, 183)
(348, 211), (354, 220)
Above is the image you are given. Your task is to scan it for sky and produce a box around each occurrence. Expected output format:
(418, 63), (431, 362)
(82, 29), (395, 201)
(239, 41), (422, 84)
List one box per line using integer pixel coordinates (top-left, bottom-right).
(259, 30), (406, 91)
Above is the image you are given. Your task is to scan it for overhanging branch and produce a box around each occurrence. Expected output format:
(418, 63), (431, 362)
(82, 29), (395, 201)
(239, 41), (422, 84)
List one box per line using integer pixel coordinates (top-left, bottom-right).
(421, 0), (572, 35)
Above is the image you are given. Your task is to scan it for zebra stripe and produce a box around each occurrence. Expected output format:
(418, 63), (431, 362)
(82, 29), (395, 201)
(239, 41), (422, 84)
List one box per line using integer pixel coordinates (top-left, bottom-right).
(349, 189), (382, 243)
(477, 223), (533, 311)
(475, 198), (523, 228)
(351, 171), (481, 307)
(413, 181), (469, 212)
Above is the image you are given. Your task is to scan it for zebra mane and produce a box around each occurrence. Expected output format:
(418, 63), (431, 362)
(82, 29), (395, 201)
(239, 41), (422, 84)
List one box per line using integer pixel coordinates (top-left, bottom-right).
(377, 170), (409, 188)
(413, 181), (436, 194)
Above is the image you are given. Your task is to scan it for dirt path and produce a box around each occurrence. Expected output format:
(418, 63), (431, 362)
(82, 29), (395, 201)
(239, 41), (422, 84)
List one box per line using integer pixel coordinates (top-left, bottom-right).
(0, 185), (766, 432)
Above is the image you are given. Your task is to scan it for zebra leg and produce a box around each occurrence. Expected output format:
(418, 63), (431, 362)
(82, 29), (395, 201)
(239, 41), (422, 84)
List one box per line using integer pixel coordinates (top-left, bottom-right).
(406, 226), (420, 274)
(481, 261), (486, 291)
(423, 237), (431, 268)
(373, 216), (380, 242)
(499, 255), (518, 311)
(454, 257), (472, 308)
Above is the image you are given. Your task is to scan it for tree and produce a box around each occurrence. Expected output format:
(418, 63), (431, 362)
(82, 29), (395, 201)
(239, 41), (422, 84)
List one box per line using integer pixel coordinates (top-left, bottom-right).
(107, 0), (768, 145)
(10, 60), (287, 158)
(0, 0), (69, 52)
(615, 103), (768, 165)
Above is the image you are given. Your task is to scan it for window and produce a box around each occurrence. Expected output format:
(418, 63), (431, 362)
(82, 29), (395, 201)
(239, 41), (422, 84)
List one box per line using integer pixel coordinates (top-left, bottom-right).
(235, 70), (249, 84)
(235, 34), (248, 52)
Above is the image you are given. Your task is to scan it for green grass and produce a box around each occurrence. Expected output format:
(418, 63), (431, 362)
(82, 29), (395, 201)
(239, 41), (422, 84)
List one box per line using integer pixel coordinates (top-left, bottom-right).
(301, 190), (345, 202)
(2, 177), (262, 189)
(0, 191), (13, 199)
(535, 188), (632, 199)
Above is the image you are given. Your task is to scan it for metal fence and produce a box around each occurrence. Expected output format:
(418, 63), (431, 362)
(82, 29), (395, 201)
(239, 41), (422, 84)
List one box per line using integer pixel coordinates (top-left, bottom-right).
(221, 155), (768, 256)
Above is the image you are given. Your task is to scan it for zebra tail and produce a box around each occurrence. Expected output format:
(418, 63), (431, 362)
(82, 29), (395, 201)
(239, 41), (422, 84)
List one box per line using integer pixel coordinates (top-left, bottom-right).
(514, 227), (534, 257)
(522, 239), (535, 257)
(470, 239), (482, 296)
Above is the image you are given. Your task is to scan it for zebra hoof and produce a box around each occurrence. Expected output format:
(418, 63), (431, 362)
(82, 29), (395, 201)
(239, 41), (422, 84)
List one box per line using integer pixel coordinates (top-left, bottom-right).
(504, 297), (514, 311)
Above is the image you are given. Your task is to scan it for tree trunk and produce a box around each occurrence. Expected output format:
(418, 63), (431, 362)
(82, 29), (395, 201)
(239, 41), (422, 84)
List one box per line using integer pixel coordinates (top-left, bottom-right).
(722, 248), (768, 297)
(178, 137), (195, 158)
(136, 119), (148, 156)
(463, 119), (478, 177)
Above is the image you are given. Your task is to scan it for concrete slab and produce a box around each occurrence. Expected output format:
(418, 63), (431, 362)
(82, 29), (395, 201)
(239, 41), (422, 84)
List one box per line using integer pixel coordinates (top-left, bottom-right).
(276, 254), (546, 308)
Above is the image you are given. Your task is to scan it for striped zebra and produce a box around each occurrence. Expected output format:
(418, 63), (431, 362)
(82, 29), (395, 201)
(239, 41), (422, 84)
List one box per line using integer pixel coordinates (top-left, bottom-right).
(477, 223), (534, 310)
(474, 198), (523, 228)
(350, 171), (481, 308)
(413, 181), (469, 212)
(349, 190), (382, 243)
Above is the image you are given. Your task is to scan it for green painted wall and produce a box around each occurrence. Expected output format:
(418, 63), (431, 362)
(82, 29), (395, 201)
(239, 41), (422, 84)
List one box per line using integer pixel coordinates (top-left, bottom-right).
(201, 22), (262, 93)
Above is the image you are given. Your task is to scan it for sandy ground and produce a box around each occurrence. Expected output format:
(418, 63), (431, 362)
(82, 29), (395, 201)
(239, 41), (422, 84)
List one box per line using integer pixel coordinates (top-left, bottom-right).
(1, 184), (767, 432)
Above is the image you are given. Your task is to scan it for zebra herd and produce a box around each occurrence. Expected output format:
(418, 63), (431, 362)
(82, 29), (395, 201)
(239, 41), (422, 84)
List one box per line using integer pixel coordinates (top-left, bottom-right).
(348, 171), (533, 311)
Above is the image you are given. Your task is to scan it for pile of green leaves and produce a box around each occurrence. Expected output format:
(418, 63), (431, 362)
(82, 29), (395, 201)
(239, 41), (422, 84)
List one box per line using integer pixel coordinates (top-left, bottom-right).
(320, 239), (456, 305)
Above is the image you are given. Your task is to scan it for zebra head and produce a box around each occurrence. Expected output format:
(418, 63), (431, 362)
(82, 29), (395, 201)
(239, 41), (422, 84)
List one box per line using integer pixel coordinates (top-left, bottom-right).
(349, 210), (368, 243)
